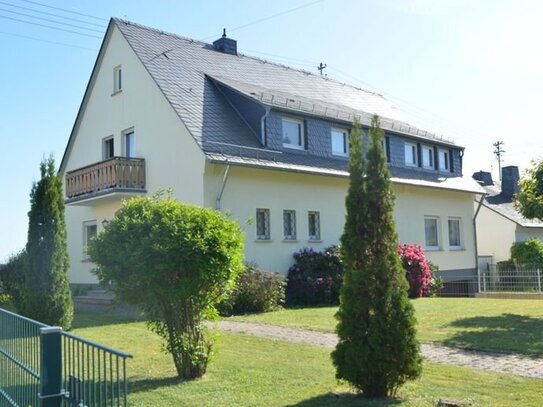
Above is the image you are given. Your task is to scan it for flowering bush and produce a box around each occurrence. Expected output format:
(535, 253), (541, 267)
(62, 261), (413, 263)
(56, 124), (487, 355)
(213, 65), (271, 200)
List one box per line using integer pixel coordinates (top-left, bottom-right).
(397, 244), (439, 298)
(286, 246), (343, 306)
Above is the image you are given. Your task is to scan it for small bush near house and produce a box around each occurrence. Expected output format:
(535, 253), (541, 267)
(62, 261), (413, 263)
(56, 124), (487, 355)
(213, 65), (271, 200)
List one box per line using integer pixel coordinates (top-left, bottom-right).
(398, 244), (435, 298)
(285, 246), (343, 306)
(0, 250), (27, 310)
(510, 238), (543, 267)
(427, 261), (444, 297)
(218, 264), (285, 316)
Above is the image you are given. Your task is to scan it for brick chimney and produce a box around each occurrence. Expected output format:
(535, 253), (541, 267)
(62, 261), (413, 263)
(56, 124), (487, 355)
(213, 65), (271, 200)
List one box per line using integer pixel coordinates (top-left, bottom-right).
(501, 166), (520, 198)
(213, 29), (237, 55)
(472, 171), (493, 186)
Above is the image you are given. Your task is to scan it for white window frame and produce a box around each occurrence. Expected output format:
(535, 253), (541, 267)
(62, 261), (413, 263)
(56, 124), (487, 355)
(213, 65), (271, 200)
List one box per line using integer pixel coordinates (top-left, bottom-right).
(102, 136), (114, 160)
(283, 209), (297, 241)
(331, 128), (348, 156)
(282, 117), (305, 150)
(256, 208), (270, 240)
(424, 216), (440, 250)
(308, 211), (321, 241)
(438, 149), (450, 171)
(448, 217), (462, 249)
(123, 128), (136, 158)
(113, 65), (122, 93)
(405, 142), (417, 167)
(421, 145), (434, 169)
(82, 220), (97, 260)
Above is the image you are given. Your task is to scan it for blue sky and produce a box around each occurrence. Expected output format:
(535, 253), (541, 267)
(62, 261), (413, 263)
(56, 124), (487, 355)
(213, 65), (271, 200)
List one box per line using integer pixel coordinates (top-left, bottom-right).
(1, 0), (542, 261)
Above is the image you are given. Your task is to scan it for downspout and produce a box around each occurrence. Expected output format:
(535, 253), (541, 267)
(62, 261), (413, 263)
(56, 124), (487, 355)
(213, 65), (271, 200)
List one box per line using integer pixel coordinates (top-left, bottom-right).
(473, 192), (487, 293)
(216, 162), (231, 211)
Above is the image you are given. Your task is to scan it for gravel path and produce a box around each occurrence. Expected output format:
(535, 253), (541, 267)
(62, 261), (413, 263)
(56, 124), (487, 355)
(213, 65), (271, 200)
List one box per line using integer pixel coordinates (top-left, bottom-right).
(215, 320), (543, 380)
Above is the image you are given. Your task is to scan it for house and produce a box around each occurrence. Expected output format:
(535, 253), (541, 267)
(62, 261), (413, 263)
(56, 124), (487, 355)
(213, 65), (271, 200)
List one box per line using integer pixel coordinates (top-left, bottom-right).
(473, 166), (543, 265)
(59, 19), (484, 290)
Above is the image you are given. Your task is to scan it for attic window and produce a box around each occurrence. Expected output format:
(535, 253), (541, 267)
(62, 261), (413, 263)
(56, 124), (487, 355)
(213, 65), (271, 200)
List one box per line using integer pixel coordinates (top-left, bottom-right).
(282, 117), (305, 150)
(113, 65), (122, 93)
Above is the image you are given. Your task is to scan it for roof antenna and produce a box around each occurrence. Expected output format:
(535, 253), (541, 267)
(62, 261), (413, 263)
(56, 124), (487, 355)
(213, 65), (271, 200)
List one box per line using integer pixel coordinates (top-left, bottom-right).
(317, 62), (327, 76)
(222, 28), (227, 38)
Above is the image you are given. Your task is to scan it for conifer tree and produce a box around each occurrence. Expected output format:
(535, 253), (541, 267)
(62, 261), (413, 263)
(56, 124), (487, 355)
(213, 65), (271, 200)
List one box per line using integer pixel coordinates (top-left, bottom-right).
(23, 157), (73, 328)
(332, 115), (421, 398)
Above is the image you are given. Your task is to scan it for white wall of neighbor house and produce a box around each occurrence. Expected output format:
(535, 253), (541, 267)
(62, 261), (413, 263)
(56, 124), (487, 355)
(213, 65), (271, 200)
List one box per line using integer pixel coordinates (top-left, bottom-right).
(515, 227), (543, 244)
(476, 205), (517, 264)
(63, 25), (206, 284)
(204, 163), (477, 275)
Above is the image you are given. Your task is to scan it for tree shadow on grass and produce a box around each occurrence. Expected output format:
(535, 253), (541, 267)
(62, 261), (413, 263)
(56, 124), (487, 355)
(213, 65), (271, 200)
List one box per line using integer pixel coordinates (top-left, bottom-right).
(128, 376), (182, 394)
(443, 313), (543, 356)
(286, 393), (405, 406)
(72, 310), (141, 329)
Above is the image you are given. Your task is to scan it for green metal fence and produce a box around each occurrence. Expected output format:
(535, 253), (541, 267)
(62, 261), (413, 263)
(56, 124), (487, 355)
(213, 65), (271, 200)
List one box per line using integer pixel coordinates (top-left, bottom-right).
(0, 308), (132, 407)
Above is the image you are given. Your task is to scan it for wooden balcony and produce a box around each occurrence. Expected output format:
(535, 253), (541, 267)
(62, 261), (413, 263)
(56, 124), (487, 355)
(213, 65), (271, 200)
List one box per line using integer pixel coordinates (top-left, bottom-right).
(65, 157), (146, 204)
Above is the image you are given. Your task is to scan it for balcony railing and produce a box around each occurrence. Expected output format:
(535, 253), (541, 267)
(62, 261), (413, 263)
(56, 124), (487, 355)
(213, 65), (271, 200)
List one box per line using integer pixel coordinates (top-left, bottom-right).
(65, 157), (145, 201)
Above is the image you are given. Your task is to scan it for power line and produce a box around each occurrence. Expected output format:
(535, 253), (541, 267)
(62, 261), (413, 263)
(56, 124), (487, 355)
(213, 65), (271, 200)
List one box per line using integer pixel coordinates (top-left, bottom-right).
(0, 1), (106, 27)
(201, 0), (324, 40)
(0, 14), (103, 38)
(19, 0), (108, 22)
(0, 7), (104, 33)
(0, 30), (97, 51)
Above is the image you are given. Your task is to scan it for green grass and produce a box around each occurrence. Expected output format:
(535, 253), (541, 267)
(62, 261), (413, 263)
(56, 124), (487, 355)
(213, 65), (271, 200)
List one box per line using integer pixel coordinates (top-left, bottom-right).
(230, 298), (543, 356)
(72, 314), (543, 406)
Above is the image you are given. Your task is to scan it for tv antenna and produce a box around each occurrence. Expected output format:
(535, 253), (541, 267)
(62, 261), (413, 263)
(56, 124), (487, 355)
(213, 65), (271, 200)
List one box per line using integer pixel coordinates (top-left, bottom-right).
(317, 62), (327, 76)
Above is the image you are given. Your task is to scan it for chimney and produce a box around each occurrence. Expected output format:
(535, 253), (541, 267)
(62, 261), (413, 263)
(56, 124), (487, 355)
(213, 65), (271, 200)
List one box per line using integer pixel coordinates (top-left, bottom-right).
(472, 171), (493, 186)
(213, 28), (237, 55)
(501, 166), (520, 198)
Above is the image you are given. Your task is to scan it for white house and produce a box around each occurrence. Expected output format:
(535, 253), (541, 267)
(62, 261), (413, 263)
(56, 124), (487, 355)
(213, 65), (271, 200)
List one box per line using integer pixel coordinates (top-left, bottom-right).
(473, 166), (543, 265)
(59, 19), (484, 289)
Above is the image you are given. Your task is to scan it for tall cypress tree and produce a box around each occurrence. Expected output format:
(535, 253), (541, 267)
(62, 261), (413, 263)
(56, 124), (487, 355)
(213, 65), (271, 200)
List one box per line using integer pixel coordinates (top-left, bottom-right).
(332, 115), (421, 398)
(23, 157), (73, 329)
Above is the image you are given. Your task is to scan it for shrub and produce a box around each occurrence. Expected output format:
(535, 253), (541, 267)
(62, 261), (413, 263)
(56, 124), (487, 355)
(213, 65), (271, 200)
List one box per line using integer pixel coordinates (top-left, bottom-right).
(427, 261), (444, 297)
(0, 250), (27, 310)
(285, 246), (343, 306)
(510, 238), (543, 267)
(398, 244), (433, 298)
(218, 264), (285, 316)
(88, 194), (244, 380)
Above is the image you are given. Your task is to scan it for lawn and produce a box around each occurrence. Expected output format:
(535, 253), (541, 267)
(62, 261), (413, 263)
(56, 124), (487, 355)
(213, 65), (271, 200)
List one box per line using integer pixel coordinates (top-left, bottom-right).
(72, 313), (543, 406)
(230, 298), (543, 356)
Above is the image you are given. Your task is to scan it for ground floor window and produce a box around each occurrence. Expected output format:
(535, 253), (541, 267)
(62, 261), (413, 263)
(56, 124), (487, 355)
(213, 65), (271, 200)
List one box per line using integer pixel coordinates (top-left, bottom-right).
(256, 209), (270, 240)
(308, 211), (320, 240)
(283, 210), (297, 240)
(424, 216), (439, 249)
(82, 220), (97, 259)
(448, 217), (462, 248)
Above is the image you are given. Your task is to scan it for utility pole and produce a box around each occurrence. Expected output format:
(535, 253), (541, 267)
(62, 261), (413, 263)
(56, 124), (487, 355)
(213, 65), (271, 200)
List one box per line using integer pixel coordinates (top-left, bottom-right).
(493, 141), (505, 180)
(317, 62), (327, 76)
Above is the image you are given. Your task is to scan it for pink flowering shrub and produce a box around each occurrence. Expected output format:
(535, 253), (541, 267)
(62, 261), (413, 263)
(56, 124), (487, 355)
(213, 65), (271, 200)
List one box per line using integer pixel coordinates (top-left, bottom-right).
(397, 244), (434, 298)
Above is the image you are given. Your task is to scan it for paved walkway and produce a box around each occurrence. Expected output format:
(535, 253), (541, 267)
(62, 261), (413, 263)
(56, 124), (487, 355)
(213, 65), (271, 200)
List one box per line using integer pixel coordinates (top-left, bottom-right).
(216, 320), (543, 380)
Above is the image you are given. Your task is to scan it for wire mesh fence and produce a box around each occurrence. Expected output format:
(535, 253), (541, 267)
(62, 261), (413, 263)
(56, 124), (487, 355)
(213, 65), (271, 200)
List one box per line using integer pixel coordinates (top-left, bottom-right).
(479, 264), (543, 294)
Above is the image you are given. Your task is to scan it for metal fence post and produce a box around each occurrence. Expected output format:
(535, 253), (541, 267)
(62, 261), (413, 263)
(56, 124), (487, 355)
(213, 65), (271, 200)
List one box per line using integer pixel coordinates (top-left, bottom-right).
(482, 271), (487, 292)
(40, 327), (63, 407)
(538, 269), (542, 293)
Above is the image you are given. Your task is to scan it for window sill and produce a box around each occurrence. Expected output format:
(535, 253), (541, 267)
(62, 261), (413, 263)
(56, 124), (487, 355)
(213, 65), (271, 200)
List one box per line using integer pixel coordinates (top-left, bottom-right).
(111, 89), (123, 96)
(283, 144), (305, 151)
(308, 239), (322, 243)
(448, 246), (465, 251)
(425, 246), (442, 252)
(255, 238), (273, 243)
(282, 239), (299, 243)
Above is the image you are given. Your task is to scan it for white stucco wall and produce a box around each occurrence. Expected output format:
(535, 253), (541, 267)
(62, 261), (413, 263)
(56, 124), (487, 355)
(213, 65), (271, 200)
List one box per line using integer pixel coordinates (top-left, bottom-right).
(62, 26), (206, 283)
(204, 163), (477, 275)
(475, 205), (517, 264)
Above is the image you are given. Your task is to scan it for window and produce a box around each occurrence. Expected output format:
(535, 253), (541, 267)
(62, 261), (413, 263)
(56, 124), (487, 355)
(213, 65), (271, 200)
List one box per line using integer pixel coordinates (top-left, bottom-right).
(282, 118), (304, 149)
(448, 218), (462, 248)
(404, 142), (417, 166)
(422, 145), (434, 169)
(82, 220), (97, 258)
(308, 211), (321, 240)
(102, 136), (114, 159)
(113, 65), (122, 92)
(283, 210), (297, 240)
(424, 217), (440, 249)
(123, 129), (135, 157)
(438, 149), (449, 171)
(256, 209), (270, 240)
(331, 128), (348, 156)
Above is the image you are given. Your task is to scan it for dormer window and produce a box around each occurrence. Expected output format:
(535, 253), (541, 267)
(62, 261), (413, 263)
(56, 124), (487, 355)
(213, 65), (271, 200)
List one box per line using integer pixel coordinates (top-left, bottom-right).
(422, 145), (434, 169)
(331, 128), (348, 156)
(404, 142), (417, 167)
(439, 149), (450, 171)
(113, 65), (122, 93)
(282, 117), (304, 150)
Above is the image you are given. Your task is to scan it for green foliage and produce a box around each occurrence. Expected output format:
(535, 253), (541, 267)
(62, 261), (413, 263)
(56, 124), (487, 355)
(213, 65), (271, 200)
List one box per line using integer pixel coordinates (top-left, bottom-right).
(510, 238), (543, 267)
(0, 250), (27, 310)
(23, 157), (73, 329)
(332, 116), (422, 398)
(516, 160), (543, 220)
(88, 194), (244, 380)
(286, 246), (344, 306)
(218, 264), (285, 316)
(427, 261), (444, 297)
